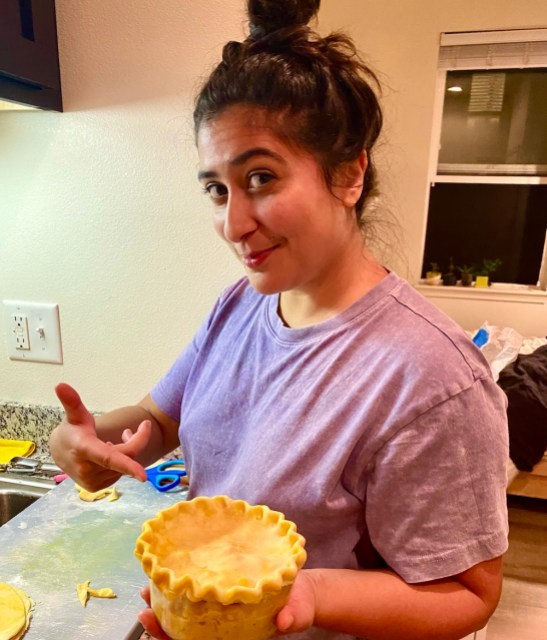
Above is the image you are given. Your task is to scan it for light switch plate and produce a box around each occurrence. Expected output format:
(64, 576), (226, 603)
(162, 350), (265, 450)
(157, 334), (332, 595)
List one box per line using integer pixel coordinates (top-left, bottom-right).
(3, 300), (63, 364)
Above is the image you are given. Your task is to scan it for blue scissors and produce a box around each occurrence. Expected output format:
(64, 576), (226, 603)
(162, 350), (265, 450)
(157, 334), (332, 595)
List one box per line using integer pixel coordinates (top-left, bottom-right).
(146, 459), (187, 492)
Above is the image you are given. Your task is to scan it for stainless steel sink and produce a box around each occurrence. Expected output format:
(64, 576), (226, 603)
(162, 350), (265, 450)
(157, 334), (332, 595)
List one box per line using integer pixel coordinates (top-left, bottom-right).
(0, 474), (55, 526)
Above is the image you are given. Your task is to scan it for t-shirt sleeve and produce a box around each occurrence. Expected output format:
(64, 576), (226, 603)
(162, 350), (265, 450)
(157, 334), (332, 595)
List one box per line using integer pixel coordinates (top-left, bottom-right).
(365, 376), (509, 583)
(150, 293), (227, 422)
(150, 339), (199, 423)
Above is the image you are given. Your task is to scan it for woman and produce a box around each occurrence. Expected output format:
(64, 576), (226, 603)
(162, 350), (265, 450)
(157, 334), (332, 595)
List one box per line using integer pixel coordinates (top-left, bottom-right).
(49, 1), (509, 638)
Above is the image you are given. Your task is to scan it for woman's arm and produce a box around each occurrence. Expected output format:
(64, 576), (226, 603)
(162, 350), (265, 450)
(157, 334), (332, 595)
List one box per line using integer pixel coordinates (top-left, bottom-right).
(277, 556), (503, 640)
(106, 392), (181, 465)
(137, 556), (503, 640)
(49, 383), (180, 491)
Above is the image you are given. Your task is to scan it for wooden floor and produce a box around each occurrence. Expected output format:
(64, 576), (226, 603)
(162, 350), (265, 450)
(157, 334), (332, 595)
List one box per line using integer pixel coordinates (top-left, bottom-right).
(486, 495), (547, 640)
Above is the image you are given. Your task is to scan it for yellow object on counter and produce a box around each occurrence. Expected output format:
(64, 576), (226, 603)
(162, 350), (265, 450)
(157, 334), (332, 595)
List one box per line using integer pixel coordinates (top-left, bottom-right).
(75, 484), (120, 502)
(0, 582), (33, 640)
(76, 580), (117, 607)
(135, 495), (306, 640)
(0, 439), (35, 465)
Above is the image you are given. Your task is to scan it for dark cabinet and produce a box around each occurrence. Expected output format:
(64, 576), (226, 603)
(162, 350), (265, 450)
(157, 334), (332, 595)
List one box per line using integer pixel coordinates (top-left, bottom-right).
(0, 0), (62, 110)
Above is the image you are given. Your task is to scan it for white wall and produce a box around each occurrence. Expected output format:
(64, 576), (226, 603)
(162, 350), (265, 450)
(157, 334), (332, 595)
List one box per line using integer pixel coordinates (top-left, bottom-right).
(0, 0), (245, 409)
(1, 0), (546, 411)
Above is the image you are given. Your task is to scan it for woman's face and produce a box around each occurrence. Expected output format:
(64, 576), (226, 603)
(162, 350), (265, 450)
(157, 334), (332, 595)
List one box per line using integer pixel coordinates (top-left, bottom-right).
(197, 105), (361, 296)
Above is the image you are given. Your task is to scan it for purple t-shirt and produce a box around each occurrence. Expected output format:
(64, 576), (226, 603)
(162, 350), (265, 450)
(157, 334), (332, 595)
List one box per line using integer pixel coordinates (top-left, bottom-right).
(152, 272), (508, 638)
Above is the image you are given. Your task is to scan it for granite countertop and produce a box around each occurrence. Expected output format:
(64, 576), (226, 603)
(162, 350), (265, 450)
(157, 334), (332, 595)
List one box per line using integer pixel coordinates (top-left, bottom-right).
(0, 400), (64, 458)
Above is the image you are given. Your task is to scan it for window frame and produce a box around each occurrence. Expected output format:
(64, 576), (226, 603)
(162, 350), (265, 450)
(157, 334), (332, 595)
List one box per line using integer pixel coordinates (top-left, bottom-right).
(424, 29), (547, 291)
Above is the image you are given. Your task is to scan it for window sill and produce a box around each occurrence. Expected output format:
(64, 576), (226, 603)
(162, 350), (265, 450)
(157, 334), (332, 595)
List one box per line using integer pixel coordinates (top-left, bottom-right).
(415, 281), (547, 303)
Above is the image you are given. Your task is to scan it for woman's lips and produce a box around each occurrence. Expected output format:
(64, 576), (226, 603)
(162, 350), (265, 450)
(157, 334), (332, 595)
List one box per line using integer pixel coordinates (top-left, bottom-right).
(241, 246), (278, 269)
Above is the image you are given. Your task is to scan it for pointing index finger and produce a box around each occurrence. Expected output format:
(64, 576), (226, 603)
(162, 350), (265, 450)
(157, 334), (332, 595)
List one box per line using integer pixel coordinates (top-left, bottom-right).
(90, 440), (147, 482)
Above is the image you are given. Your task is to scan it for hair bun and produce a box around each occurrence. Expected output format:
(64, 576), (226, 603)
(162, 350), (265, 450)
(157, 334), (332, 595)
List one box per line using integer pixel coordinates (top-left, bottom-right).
(248, 0), (320, 39)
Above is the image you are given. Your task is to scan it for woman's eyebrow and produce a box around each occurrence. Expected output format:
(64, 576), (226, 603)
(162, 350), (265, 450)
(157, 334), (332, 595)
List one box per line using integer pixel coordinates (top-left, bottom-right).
(230, 147), (284, 166)
(197, 147), (285, 180)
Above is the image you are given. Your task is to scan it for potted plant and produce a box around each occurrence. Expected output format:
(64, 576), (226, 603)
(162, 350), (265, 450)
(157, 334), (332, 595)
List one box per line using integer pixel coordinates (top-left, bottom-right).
(475, 258), (502, 288)
(425, 262), (442, 286)
(442, 257), (458, 286)
(458, 264), (474, 287)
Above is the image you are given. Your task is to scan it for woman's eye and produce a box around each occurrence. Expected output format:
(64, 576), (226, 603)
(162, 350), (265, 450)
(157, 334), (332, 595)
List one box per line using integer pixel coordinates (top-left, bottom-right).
(248, 172), (273, 190)
(203, 183), (228, 200)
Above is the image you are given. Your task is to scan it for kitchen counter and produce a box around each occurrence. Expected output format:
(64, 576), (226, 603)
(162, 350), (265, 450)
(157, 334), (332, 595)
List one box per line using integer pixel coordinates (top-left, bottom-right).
(1, 475), (186, 639)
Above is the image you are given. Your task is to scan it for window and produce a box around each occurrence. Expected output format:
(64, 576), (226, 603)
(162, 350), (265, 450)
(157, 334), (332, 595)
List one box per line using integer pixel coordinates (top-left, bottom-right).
(422, 30), (547, 288)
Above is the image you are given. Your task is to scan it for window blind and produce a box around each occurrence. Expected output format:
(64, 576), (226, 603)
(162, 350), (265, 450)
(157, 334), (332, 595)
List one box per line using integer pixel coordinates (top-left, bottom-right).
(439, 29), (547, 70)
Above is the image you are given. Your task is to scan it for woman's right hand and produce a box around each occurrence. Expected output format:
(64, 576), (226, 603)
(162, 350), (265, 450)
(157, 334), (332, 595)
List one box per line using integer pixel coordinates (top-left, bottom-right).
(49, 382), (149, 491)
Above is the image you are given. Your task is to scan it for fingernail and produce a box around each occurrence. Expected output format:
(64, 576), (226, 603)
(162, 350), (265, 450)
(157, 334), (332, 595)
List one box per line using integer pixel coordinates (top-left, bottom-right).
(279, 613), (294, 632)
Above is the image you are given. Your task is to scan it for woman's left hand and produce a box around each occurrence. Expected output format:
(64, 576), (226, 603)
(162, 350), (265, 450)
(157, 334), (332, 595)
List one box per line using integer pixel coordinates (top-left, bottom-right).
(138, 586), (172, 640)
(275, 570), (318, 635)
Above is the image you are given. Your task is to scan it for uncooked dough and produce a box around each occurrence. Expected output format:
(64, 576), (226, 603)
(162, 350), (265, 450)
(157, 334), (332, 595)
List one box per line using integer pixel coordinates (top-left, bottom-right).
(75, 484), (119, 502)
(0, 582), (33, 640)
(76, 580), (117, 607)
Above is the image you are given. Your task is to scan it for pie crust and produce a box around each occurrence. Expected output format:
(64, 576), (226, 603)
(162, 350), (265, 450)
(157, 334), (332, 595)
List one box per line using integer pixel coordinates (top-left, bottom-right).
(0, 582), (32, 640)
(135, 495), (306, 640)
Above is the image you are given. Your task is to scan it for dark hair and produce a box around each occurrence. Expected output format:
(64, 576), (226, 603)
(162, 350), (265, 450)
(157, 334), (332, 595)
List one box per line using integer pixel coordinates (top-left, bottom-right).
(193, 0), (383, 227)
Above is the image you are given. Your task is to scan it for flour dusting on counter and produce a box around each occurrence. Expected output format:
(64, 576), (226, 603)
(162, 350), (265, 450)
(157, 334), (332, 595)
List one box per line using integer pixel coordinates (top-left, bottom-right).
(0, 475), (185, 640)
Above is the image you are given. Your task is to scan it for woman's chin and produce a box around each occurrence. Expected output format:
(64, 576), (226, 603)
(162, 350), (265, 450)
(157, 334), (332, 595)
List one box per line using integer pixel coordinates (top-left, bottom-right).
(245, 272), (286, 296)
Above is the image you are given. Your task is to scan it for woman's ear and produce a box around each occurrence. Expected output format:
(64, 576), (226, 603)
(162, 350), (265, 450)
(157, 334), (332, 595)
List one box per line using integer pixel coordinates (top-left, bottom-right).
(333, 152), (368, 208)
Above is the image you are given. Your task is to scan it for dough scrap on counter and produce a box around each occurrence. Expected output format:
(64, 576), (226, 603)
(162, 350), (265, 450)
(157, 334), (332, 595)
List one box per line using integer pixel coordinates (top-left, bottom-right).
(0, 582), (33, 640)
(75, 484), (120, 502)
(76, 580), (117, 607)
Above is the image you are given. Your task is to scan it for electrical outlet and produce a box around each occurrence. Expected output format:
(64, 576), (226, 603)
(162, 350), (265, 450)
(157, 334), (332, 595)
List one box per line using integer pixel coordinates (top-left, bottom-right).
(3, 300), (63, 364)
(12, 314), (30, 350)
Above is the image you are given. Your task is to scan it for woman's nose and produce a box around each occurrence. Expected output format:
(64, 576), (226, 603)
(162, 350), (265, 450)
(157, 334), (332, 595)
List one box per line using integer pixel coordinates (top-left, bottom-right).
(222, 192), (257, 243)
